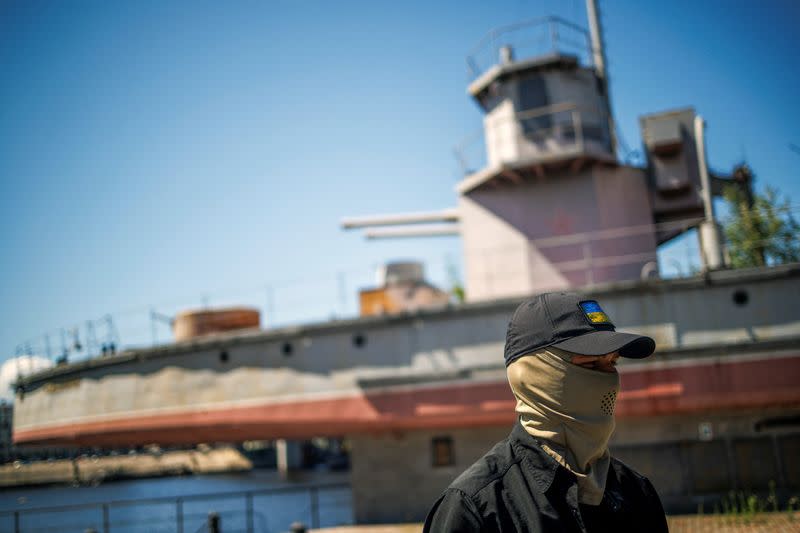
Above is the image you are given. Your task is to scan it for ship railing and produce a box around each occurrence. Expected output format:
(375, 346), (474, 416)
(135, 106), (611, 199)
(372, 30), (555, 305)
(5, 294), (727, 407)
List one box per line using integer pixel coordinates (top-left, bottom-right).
(466, 16), (593, 80)
(11, 213), (800, 379)
(462, 217), (800, 286)
(0, 481), (351, 533)
(462, 217), (710, 289)
(454, 102), (611, 175)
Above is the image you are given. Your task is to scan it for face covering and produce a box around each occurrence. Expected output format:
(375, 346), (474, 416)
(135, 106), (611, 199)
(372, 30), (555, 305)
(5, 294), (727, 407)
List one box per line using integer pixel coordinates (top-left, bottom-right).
(506, 347), (620, 505)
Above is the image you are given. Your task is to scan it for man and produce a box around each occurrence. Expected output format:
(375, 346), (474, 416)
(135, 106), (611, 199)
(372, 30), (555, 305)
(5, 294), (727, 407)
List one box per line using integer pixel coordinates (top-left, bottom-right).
(423, 292), (668, 532)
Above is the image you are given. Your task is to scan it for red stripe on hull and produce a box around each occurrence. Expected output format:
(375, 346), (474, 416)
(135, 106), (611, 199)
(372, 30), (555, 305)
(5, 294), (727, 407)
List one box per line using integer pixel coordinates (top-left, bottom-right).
(15, 354), (800, 447)
(617, 355), (800, 416)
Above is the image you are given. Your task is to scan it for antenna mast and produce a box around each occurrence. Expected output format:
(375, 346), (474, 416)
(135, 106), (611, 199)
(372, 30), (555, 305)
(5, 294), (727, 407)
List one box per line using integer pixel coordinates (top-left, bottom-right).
(585, 0), (617, 156)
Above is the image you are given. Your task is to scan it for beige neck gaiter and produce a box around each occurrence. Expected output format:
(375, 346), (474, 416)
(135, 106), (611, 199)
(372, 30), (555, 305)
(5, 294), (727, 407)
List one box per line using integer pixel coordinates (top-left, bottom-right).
(507, 348), (620, 505)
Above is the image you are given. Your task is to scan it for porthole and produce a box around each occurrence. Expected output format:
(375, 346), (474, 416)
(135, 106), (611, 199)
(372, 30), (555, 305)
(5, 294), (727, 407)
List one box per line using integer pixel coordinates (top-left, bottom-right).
(282, 342), (293, 357)
(353, 333), (366, 348)
(219, 350), (229, 363)
(732, 289), (749, 307)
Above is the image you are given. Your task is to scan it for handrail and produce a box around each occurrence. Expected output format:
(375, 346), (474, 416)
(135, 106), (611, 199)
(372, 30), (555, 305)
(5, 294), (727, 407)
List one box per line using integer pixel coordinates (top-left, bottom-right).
(466, 16), (592, 79)
(467, 16), (589, 59)
(0, 481), (351, 533)
(531, 217), (706, 248)
(454, 102), (609, 174)
(513, 101), (597, 121)
(0, 481), (349, 516)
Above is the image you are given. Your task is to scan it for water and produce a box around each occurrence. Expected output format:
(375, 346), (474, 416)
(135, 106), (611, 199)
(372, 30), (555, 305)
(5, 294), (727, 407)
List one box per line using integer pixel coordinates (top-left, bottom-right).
(0, 469), (353, 533)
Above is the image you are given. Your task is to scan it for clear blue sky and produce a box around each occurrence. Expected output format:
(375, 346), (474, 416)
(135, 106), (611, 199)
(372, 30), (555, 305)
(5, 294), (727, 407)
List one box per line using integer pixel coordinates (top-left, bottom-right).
(1, 0), (799, 364)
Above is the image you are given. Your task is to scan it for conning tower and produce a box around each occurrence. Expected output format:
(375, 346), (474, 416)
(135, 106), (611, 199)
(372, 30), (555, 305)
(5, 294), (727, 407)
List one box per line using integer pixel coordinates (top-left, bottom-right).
(342, 1), (729, 302)
(454, 17), (658, 300)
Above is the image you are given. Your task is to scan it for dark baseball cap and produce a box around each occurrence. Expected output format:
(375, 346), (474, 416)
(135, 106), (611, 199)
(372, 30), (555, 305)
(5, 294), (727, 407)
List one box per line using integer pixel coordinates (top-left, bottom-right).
(504, 292), (655, 366)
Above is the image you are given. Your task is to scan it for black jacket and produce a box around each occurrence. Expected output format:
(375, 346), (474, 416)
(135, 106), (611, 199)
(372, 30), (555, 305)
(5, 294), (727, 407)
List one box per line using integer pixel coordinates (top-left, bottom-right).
(424, 423), (668, 532)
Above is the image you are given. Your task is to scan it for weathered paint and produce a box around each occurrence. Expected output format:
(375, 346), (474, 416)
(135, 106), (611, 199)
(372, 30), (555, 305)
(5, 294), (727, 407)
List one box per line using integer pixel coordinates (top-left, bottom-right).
(15, 351), (800, 447)
(459, 165), (658, 299)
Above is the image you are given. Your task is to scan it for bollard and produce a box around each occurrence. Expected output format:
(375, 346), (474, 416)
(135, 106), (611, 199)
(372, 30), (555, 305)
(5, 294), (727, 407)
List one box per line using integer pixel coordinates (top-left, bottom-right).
(208, 512), (221, 533)
(289, 521), (307, 533)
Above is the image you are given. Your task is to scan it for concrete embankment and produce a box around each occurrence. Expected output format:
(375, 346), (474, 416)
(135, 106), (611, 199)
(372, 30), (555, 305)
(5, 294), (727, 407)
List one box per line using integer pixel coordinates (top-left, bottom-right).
(0, 447), (252, 488)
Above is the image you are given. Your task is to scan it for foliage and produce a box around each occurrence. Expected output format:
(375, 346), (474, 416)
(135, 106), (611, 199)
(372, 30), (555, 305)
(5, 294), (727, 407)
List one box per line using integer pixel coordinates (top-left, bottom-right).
(722, 184), (800, 268)
(711, 483), (799, 521)
(450, 284), (466, 303)
(445, 255), (466, 303)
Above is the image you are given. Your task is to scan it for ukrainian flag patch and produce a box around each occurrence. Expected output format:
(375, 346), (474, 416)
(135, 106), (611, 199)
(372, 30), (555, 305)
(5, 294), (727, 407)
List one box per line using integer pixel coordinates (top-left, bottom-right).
(579, 300), (613, 325)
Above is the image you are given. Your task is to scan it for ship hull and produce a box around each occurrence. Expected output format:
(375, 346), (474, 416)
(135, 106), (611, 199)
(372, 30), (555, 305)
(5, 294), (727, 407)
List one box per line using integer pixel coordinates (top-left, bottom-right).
(14, 265), (800, 448)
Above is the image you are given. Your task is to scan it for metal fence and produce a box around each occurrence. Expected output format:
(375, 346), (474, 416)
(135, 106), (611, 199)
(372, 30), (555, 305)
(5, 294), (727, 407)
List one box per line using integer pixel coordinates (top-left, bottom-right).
(0, 482), (351, 533)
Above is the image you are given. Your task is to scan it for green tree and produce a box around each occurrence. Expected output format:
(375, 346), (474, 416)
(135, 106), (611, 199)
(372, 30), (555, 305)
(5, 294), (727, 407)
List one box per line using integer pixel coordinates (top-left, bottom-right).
(723, 181), (800, 268)
(445, 255), (466, 303)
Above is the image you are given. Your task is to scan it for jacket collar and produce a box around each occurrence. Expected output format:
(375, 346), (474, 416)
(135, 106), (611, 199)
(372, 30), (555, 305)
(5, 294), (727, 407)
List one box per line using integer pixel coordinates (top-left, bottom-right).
(511, 422), (626, 510)
(509, 420), (563, 494)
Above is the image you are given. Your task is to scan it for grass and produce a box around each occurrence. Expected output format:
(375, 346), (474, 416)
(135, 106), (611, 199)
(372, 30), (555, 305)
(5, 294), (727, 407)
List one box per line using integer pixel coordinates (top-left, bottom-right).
(704, 482), (799, 520)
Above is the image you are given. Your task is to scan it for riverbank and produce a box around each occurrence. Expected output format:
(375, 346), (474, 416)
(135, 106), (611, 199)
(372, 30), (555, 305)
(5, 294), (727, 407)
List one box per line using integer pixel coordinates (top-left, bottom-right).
(0, 446), (251, 488)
